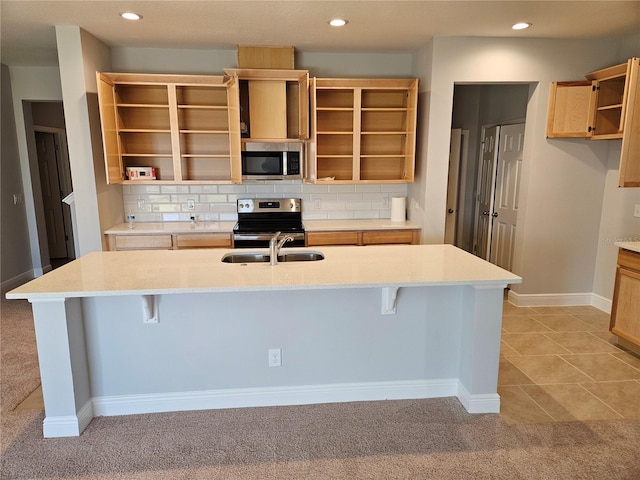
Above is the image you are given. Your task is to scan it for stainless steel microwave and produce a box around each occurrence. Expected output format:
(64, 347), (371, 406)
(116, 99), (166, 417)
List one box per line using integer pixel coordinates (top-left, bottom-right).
(241, 142), (303, 181)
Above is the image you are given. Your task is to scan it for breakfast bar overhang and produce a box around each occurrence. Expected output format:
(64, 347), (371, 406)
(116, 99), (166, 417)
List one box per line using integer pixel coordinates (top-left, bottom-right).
(7, 245), (522, 438)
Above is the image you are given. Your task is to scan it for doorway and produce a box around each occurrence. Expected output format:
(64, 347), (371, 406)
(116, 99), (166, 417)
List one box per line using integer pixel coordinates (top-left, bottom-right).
(34, 130), (74, 265)
(29, 101), (74, 269)
(448, 83), (531, 269)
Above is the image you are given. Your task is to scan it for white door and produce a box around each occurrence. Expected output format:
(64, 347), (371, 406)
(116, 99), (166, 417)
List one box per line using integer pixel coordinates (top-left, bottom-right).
(474, 125), (499, 259)
(490, 123), (524, 270)
(36, 131), (68, 259)
(445, 129), (462, 244)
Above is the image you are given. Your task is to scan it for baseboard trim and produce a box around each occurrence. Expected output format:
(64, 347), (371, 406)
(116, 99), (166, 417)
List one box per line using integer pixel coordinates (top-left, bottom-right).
(92, 379), (460, 417)
(457, 383), (500, 413)
(42, 400), (94, 438)
(507, 290), (611, 313)
(1, 270), (35, 297)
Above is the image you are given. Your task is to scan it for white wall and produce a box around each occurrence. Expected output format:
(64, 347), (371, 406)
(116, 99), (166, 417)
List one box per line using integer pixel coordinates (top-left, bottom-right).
(1, 64), (33, 293)
(411, 37), (620, 297)
(7, 65), (63, 276)
(592, 143), (640, 306)
(109, 47), (414, 78)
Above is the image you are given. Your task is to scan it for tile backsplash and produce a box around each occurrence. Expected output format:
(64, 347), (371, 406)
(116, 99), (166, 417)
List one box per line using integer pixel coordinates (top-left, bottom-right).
(123, 182), (409, 222)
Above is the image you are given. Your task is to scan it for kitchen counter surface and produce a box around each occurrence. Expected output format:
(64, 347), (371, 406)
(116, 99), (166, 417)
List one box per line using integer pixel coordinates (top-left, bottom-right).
(615, 241), (640, 254)
(7, 245), (520, 300)
(104, 221), (236, 235)
(10, 244), (520, 438)
(103, 219), (420, 235)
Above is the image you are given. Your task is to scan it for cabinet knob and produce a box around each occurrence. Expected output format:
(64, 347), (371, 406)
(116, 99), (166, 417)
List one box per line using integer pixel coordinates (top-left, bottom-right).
(448, 208), (454, 214)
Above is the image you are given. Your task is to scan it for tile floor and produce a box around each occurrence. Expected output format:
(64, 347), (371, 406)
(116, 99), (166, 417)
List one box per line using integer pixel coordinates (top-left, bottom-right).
(499, 302), (640, 423)
(15, 303), (640, 424)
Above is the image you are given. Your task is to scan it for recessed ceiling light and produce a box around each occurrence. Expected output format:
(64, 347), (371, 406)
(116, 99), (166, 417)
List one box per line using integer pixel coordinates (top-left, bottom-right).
(120, 12), (142, 21)
(329, 18), (348, 27)
(512, 22), (531, 30)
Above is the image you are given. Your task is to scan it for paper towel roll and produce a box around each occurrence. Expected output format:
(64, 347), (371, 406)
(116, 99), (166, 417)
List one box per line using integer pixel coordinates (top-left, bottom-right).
(390, 196), (406, 222)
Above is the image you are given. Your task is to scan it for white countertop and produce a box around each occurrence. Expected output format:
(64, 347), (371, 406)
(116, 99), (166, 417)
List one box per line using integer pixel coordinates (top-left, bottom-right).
(615, 241), (640, 254)
(7, 245), (521, 299)
(104, 221), (236, 235)
(104, 219), (420, 235)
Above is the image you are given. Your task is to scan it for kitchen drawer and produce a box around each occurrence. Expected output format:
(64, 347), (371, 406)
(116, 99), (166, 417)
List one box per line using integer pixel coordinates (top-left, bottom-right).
(113, 234), (173, 250)
(362, 230), (418, 245)
(175, 233), (232, 249)
(306, 231), (360, 246)
(618, 248), (640, 272)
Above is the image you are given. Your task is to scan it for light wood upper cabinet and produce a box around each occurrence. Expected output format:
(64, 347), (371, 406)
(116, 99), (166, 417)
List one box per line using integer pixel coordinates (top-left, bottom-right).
(223, 68), (309, 141)
(619, 59), (640, 187)
(308, 78), (418, 184)
(546, 58), (640, 187)
(546, 81), (594, 138)
(96, 72), (241, 184)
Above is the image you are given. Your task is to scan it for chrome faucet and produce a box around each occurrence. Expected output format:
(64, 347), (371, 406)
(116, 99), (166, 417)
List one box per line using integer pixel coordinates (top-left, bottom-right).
(269, 231), (294, 266)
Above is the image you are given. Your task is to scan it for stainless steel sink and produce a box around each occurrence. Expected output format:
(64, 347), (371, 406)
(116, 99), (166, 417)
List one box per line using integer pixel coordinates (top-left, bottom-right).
(221, 250), (324, 264)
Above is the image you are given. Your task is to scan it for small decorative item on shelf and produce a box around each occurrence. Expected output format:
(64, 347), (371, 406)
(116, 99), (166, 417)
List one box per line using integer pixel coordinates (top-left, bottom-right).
(126, 166), (157, 180)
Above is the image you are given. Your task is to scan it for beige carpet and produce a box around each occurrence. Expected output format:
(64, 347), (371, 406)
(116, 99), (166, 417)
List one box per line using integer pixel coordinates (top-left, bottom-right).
(2, 299), (640, 479)
(0, 299), (40, 413)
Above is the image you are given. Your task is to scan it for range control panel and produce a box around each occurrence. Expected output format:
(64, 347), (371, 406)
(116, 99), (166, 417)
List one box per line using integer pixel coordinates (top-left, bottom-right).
(237, 198), (301, 214)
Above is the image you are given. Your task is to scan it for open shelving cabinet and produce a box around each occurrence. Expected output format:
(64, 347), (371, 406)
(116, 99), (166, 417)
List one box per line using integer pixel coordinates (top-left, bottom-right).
(309, 78), (418, 183)
(545, 57), (640, 187)
(97, 73), (241, 184)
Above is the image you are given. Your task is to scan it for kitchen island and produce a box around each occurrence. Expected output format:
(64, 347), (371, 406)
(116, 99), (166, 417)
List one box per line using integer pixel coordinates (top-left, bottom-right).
(7, 245), (521, 437)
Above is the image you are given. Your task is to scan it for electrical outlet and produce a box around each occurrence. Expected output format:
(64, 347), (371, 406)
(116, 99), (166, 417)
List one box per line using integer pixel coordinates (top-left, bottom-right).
(187, 199), (195, 211)
(137, 199), (145, 209)
(634, 204), (640, 218)
(314, 199), (321, 209)
(268, 348), (281, 367)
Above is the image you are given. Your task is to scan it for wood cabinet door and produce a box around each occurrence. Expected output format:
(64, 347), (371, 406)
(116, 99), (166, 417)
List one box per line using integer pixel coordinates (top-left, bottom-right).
(113, 235), (173, 250)
(362, 230), (418, 245)
(610, 266), (640, 345)
(306, 231), (360, 246)
(96, 73), (124, 183)
(175, 233), (231, 249)
(619, 58), (640, 187)
(546, 81), (594, 138)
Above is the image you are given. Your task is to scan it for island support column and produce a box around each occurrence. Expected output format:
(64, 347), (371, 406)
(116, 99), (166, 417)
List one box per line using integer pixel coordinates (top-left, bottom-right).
(30, 297), (93, 437)
(456, 284), (505, 413)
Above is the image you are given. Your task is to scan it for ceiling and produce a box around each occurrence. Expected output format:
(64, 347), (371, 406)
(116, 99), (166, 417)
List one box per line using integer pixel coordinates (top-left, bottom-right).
(2, 0), (639, 66)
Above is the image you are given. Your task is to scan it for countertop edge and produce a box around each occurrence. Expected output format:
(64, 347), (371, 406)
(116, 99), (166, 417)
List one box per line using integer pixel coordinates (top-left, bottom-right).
(615, 241), (640, 254)
(104, 219), (422, 235)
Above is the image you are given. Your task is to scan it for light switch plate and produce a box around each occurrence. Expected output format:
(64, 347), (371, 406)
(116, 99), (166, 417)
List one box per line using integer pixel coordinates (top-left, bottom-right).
(634, 204), (640, 218)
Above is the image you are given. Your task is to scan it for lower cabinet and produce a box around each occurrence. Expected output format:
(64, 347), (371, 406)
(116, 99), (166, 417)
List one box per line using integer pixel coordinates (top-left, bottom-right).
(306, 229), (419, 246)
(106, 233), (232, 251)
(610, 248), (640, 354)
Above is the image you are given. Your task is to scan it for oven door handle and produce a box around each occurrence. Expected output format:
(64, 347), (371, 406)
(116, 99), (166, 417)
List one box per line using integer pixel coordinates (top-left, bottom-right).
(233, 233), (305, 241)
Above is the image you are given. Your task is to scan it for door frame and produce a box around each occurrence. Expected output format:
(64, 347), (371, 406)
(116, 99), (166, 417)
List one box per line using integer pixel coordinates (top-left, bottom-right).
(445, 129), (469, 247)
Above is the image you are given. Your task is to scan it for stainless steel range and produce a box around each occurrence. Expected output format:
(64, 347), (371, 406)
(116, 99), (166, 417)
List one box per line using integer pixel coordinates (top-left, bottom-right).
(233, 198), (305, 248)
